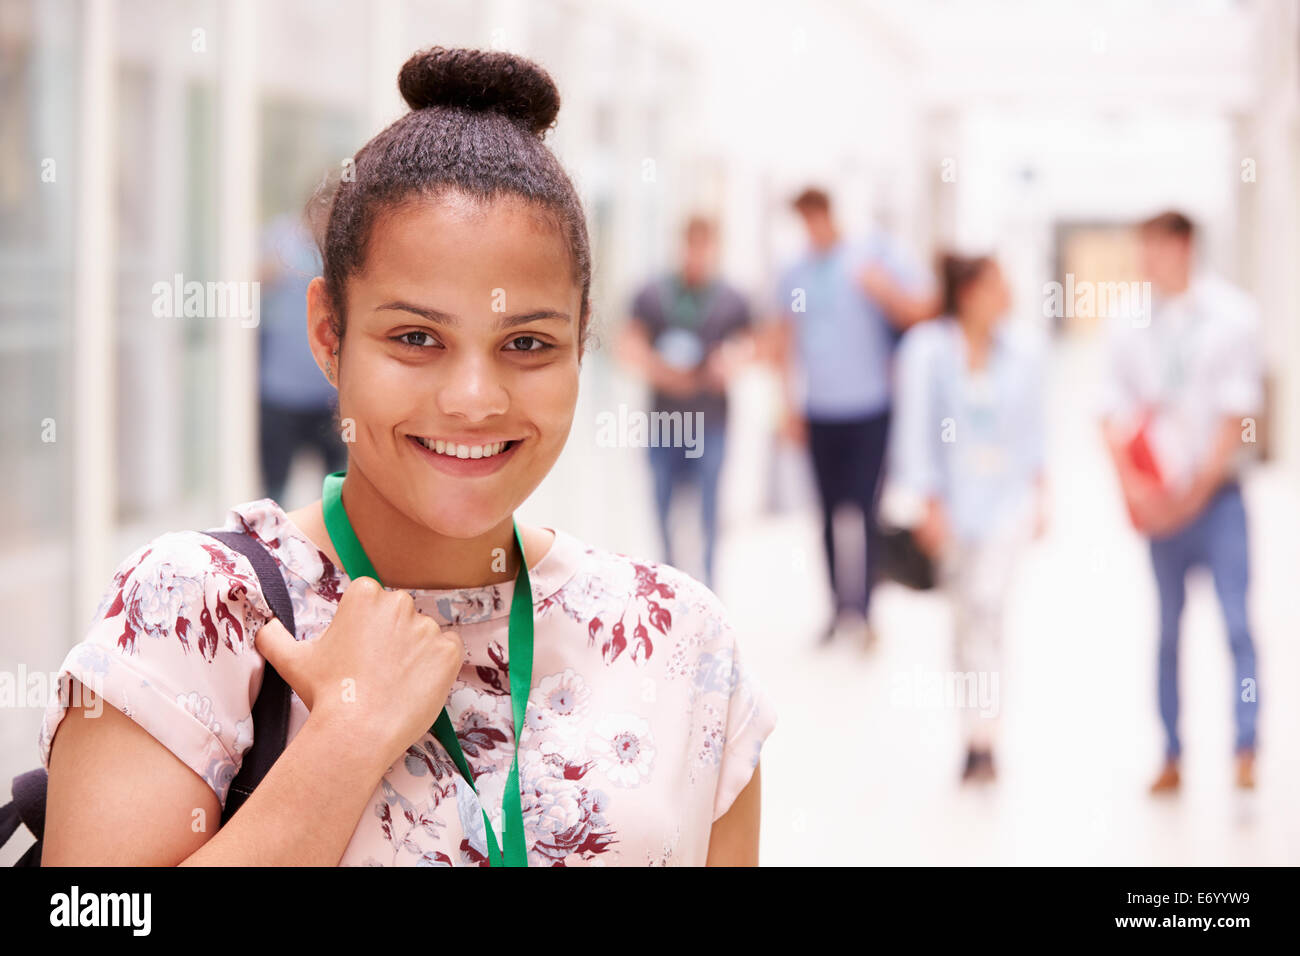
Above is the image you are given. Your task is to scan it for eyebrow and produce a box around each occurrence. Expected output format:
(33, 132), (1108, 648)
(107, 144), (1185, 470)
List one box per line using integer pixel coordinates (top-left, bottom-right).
(375, 301), (571, 330)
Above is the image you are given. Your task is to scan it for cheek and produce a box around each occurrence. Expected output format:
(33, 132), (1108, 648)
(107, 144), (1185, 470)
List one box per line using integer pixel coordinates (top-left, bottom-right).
(521, 365), (580, 443)
(336, 351), (423, 439)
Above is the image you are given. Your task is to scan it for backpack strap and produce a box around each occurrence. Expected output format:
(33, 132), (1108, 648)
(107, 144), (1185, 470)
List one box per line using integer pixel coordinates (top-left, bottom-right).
(6, 768), (47, 843)
(201, 530), (296, 825)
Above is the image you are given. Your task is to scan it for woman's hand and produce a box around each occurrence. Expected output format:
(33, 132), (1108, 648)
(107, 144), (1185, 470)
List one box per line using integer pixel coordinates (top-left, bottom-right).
(915, 498), (949, 559)
(778, 406), (807, 446)
(255, 576), (465, 770)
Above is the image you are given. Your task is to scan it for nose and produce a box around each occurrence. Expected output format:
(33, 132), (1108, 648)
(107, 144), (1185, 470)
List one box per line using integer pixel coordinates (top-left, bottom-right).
(435, 351), (509, 422)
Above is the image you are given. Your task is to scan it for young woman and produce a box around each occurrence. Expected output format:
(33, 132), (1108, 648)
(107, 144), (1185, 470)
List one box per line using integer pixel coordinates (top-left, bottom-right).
(887, 254), (1046, 784)
(38, 47), (776, 866)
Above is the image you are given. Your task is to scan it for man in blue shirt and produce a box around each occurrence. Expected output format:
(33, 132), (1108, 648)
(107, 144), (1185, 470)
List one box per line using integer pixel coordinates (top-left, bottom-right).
(774, 188), (938, 646)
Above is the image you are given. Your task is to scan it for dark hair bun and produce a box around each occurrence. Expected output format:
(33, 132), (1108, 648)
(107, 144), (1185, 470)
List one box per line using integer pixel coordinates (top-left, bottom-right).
(398, 47), (560, 136)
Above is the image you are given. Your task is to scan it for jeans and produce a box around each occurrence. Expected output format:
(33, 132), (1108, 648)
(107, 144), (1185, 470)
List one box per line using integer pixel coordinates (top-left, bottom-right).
(1148, 481), (1258, 760)
(807, 409), (891, 618)
(648, 425), (727, 590)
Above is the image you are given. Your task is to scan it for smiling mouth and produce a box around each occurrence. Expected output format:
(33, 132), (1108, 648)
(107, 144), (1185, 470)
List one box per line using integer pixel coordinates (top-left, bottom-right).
(409, 436), (521, 460)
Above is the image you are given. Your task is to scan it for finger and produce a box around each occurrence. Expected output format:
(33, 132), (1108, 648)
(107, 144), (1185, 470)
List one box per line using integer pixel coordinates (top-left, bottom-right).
(346, 575), (384, 601)
(394, 588), (419, 619)
(254, 617), (295, 670)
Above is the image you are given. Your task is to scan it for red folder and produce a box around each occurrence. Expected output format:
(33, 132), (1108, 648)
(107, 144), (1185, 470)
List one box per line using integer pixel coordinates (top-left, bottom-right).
(1124, 411), (1165, 529)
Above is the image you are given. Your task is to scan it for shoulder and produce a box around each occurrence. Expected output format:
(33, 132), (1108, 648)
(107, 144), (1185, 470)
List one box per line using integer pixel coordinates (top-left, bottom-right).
(543, 535), (735, 667)
(778, 254), (810, 286)
(712, 281), (751, 315)
(997, 319), (1048, 364)
(898, 316), (954, 362)
(1195, 273), (1260, 334)
(96, 526), (275, 660)
(1100, 305), (1147, 351)
(1195, 272), (1249, 305)
(854, 231), (913, 270)
(860, 228), (897, 261)
(559, 535), (729, 620)
(638, 273), (673, 298)
(630, 277), (666, 316)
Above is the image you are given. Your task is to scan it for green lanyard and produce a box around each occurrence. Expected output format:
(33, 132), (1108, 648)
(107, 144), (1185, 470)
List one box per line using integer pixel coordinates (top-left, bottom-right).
(663, 274), (716, 332)
(320, 471), (533, 867)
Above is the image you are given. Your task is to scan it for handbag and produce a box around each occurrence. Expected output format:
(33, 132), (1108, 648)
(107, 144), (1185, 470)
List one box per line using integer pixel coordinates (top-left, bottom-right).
(0, 529), (296, 866)
(878, 524), (937, 591)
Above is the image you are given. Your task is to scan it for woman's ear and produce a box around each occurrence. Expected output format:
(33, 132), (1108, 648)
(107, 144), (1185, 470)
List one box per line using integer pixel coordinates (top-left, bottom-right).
(306, 276), (341, 384)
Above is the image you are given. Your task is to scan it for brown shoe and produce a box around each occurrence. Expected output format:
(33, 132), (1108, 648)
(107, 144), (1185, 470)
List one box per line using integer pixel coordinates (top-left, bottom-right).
(1235, 750), (1256, 790)
(1149, 760), (1180, 794)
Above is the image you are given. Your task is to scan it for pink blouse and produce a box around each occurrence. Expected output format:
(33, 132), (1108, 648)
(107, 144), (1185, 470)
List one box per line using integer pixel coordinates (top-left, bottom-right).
(38, 498), (777, 866)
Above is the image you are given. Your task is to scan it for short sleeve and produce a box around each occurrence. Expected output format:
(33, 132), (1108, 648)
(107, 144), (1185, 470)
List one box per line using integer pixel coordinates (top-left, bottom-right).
(871, 231), (933, 296)
(701, 602), (777, 823)
(1095, 315), (1136, 422)
(720, 287), (753, 338)
(770, 266), (799, 324)
(37, 531), (276, 809)
(1211, 296), (1264, 417)
(629, 280), (664, 335)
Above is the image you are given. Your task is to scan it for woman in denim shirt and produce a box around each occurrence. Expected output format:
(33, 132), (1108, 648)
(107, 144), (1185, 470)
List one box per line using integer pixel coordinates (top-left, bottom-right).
(888, 254), (1048, 784)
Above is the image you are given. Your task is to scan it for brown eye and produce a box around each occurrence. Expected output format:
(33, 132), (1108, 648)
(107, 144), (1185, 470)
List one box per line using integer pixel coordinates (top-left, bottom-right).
(393, 331), (439, 349)
(505, 335), (553, 353)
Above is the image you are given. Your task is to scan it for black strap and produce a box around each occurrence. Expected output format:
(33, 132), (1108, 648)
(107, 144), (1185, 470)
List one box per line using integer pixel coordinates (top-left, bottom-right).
(201, 531), (296, 825)
(11, 768), (47, 838)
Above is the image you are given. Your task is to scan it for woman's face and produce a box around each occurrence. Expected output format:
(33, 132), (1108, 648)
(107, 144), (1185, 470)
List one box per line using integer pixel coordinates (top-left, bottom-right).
(963, 261), (1010, 324)
(308, 192), (583, 538)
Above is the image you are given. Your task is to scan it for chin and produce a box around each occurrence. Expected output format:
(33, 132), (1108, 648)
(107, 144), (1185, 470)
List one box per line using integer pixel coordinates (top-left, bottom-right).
(416, 501), (516, 540)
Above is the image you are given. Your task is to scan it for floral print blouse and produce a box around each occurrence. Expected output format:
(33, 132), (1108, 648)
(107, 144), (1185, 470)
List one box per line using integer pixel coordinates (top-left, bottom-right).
(37, 498), (777, 866)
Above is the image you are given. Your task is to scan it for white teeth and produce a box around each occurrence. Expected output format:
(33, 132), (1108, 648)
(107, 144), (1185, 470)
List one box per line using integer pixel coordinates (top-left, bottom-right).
(417, 437), (512, 459)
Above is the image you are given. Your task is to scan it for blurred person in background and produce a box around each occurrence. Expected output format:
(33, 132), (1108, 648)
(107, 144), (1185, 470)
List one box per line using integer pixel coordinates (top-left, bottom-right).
(618, 215), (754, 592)
(888, 253), (1047, 783)
(1100, 210), (1263, 794)
(258, 210), (348, 502)
(773, 187), (937, 647)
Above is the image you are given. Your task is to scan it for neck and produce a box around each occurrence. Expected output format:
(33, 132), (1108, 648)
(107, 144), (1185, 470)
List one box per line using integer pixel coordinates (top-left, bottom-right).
(1158, 271), (1191, 297)
(958, 315), (994, 368)
(813, 229), (839, 252)
(331, 465), (523, 590)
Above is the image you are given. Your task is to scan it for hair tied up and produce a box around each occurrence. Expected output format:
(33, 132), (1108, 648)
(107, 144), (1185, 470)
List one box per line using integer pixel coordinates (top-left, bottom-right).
(397, 46), (561, 137)
(935, 251), (992, 315)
